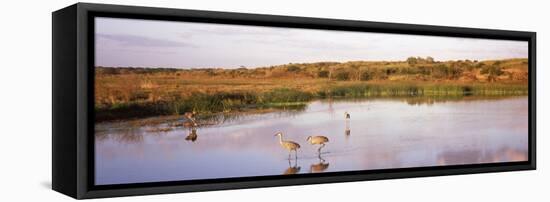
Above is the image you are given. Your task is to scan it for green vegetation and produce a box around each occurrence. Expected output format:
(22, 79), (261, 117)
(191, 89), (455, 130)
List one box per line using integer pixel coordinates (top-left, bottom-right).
(95, 57), (528, 121)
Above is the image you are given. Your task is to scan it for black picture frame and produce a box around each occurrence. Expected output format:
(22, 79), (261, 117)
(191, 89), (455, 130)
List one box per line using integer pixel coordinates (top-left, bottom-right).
(52, 3), (536, 199)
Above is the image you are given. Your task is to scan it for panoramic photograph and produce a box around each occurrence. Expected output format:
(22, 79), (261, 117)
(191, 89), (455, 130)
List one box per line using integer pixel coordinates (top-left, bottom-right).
(94, 17), (529, 185)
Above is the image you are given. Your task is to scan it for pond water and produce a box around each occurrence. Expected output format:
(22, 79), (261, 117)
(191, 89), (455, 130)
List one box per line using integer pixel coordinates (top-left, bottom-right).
(95, 96), (528, 185)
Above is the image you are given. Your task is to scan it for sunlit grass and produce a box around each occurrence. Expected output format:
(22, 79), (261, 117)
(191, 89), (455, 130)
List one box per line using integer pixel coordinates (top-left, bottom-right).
(95, 58), (528, 121)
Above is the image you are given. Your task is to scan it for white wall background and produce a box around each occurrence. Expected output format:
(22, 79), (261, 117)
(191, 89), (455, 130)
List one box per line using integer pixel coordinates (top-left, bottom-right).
(0, 0), (547, 201)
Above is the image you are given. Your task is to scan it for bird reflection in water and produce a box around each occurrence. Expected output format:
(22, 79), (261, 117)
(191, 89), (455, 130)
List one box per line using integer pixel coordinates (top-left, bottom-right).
(310, 154), (330, 173)
(344, 112), (351, 139)
(185, 127), (198, 142)
(345, 119), (351, 138)
(283, 156), (301, 175)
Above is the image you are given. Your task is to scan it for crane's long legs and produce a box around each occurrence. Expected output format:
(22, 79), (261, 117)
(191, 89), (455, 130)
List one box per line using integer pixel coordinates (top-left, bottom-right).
(288, 150), (298, 160)
(317, 144), (326, 153)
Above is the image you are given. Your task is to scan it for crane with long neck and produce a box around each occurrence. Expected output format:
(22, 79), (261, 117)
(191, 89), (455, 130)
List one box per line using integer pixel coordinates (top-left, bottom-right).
(274, 132), (301, 159)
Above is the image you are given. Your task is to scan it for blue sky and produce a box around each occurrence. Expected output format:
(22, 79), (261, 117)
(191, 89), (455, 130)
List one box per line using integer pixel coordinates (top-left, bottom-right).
(95, 17), (528, 69)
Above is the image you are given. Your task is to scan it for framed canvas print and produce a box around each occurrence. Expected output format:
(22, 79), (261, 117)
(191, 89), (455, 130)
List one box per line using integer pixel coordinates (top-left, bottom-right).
(52, 3), (536, 199)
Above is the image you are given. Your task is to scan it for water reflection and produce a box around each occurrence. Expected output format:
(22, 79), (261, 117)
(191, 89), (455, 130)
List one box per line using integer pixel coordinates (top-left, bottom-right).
(320, 95), (523, 107)
(195, 108), (307, 127)
(96, 128), (144, 144)
(283, 157), (300, 175)
(95, 96), (528, 185)
(310, 154), (330, 173)
(345, 120), (351, 137)
(116, 131), (144, 143)
(437, 147), (527, 165)
(185, 128), (198, 142)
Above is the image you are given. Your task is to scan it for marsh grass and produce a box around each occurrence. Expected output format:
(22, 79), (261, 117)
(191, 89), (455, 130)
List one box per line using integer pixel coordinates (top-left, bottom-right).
(320, 82), (527, 98)
(95, 82), (527, 121)
(95, 58), (528, 121)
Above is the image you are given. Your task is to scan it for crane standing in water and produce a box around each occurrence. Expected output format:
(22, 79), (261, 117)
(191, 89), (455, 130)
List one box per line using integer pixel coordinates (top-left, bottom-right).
(182, 111), (198, 127)
(274, 132), (301, 159)
(344, 111), (351, 137)
(306, 136), (329, 152)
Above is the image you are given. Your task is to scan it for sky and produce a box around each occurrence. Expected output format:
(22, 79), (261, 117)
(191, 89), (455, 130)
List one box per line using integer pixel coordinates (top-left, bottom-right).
(95, 17), (528, 69)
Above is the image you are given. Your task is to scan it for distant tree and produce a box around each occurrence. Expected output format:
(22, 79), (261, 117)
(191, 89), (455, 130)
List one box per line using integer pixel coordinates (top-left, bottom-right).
(479, 63), (503, 82)
(417, 66), (431, 75)
(433, 64), (449, 79)
(328, 66), (337, 80)
(480, 65), (503, 76)
(349, 64), (361, 80)
(205, 69), (217, 76)
(426, 56), (435, 63)
(286, 65), (300, 72)
(475, 63), (485, 68)
(335, 71), (350, 81)
(406, 57), (418, 66)
(318, 70), (330, 78)
(448, 66), (463, 79)
(384, 67), (398, 76)
(96, 67), (120, 75)
(360, 71), (372, 81)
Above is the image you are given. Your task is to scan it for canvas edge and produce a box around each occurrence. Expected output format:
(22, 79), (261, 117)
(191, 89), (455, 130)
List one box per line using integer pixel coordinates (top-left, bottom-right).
(49, 2), (538, 199)
(52, 3), (79, 199)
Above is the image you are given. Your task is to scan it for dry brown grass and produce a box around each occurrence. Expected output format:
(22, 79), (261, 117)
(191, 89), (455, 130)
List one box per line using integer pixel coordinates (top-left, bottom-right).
(94, 58), (528, 121)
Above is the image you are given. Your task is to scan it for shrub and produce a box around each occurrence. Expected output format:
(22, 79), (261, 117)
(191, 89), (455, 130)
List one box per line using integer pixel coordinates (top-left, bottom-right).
(335, 71), (350, 81)
(433, 64), (449, 78)
(480, 65), (503, 76)
(406, 57), (418, 66)
(426, 56), (435, 63)
(448, 66), (463, 79)
(360, 71), (372, 81)
(286, 65), (300, 72)
(417, 66), (431, 75)
(318, 70), (329, 78)
(384, 67), (398, 75)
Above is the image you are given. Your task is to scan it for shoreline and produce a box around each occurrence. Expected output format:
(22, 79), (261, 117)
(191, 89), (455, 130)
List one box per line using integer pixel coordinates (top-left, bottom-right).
(95, 94), (528, 125)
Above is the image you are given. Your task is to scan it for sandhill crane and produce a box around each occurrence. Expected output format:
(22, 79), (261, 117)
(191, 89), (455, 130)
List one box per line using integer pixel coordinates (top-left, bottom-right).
(275, 132), (301, 159)
(182, 111), (198, 127)
(307, 136), (329, 152)
(183, 121), (197, 128)
(344, 111), (351, 120)
(184, 111), (196, 119)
